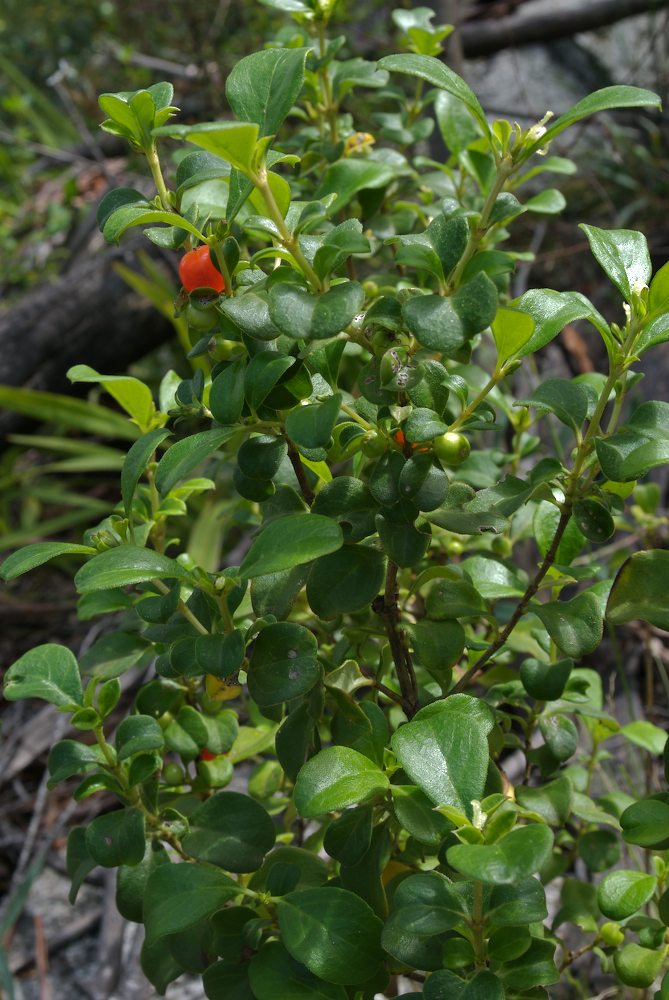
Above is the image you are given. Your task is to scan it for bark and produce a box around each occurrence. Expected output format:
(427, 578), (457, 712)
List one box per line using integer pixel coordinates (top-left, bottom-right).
(459, 0), (669, 58)
(0, 235), (176, 435)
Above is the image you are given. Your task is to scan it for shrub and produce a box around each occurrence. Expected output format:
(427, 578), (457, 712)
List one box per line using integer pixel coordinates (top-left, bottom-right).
(3, 2), (669, 996)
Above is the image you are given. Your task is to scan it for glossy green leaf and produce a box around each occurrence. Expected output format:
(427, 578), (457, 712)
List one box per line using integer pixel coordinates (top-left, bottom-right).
(67, 365), (156, 429)
(269, 282), (365, 342)
(515, 775), (573, 825)
(403, 273), (498, 354)
(277, 887), (384, 985)
(580, 224), (651, 300)
(247, 622), (320, 706)
(4, 644), (83, 708)
(294, 746), (389, 817)
(313, 159), (396, 215)
(75, 546), (190, 593)
(447, 824), (554, 884)
(573, 498), (614, 543)
(196, 631), (246, 678)
(378, 53), (489, 136)
(606, 549), (669, 630)
(534, 586), (607, 658)
(286, 394), (342, 449)
(226, 47), (310, 137)
(596, 401), (669, 482)
(515, 288), (608, 357)
(323, 806), (373, 866)
(391, 785), (454, 848)
(85, 807), (145, 867)
(487, 878), (548, 927)
(154, 121), (260, 173)
(121, 427), (171, 516)
(67, 827), (97, 903)
(524, 85), (661, 157)
(491, 307), (535, 365)
(250, 942), (348, 1000)
(520, 657), (573, 701)
(236, 513), (343, 579)
(47, 740), (103, 786)
(391, 695), (494, 812)
(183, 791), (276, 872)
(0, 542), (96, 581)
(306, 545), (385, 617)
(116, 843), (170, 923)
(620, 795), (669, 849)
(115, 715), (165, 760)
(597, 870), (657, 920)
(424, 970), (504, 1000)
(516, 378), (590, 431)
(620, 720), (668, 755)
(143, 862), (240, 943)
(155, 428), (234, 496)
(614, 943), (666, 989)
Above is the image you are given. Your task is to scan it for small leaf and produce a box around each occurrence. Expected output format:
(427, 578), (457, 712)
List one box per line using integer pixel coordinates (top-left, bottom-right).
(121, 428), (171, 516)
(85, 807), (146, 867)
(447, 824), (554, 884)
(269, 282), (365, 342)
(515, 288), (608, 358)
(183, 791), (276, 872)
(143, 862), (240, 943)
(154, 121), (260, 174)
(491, 307), (535, 365)
(606, 550), (669, 630)
(294, 746), (389, 817)
(68, 364), (156, 429)
(226, 48), (310, 138)
(306, 545), (385, 617)
(596, 401), (669, 482)
(4, 644), (83, 708)
(249, 942), (348, 1000)
(313, 159), (396, 215)
(285, 394), (342, 449)
(155, 428), (235, 496)
(247, 622), (320, 707)
(116, 715), (165, 760)
(597, 870), (657, 920)
(620, 795), (669, 849)
(236, 513), (343, 579)
(75, 546), (190, 593)
(534, 586), (607, 658)
(277, 887), (384, 985)
(580, 224), (651, 301)
(516, 378), (590, 432)
(0, 542), (96, 581)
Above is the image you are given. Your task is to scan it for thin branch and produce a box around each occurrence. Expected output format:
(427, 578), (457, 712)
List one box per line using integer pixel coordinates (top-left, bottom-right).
(374, 561), (419, 717)
(286, 440), (315, 506)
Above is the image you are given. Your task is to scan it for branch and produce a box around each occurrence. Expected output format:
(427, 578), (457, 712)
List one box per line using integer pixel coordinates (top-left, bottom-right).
(459, 0), (669, 58)
(374, 561), (419, 717)
(286, 440), (315, 506)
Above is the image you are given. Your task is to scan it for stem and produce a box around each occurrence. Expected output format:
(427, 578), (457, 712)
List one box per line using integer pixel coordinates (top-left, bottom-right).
(447, 157), (514, 291)
(373, 561), (419, 717)
(210, 241), (235, 297)
(153, 578), (210, 636)
(252, 169), (324, 292)
(471, 881), (487, 969)
(340, 401), (373, 431)
(448, 368), (505, 432)
(286, 439), (315, 506)
(146, 142), (172, 211)
(316, 21), (339, 142)
(451, 504), (573, 694)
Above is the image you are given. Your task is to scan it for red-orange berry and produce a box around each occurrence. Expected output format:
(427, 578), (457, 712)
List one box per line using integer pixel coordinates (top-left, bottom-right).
(178, 245), (225, 294)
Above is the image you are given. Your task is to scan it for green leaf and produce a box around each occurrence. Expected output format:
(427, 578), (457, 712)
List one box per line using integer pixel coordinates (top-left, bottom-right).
(294, 746), (389, 818)
(116, 715), (164, 760)
(580, 224), (651, 301)
(247, 621), (320, 706)
(306, 545), (385, 617)
(597, 870), (657, 920)
(313, 159), (396, 215)
(143, 862), (240, 943)
(220, 292), (280, 342)
(210, 360), (246, 423)
(391, 785), (454, 848)
(620, 795), (669, 849)
(499, 937), (559, 990)
(425, 213), (469, 276)
(516, 378), (590, 432)
(520, 657), (573, 701)
(4, 644), (83, 708)
(226, 48), (310, 137)
(573, 498), (614, 543)
(448, 824), (554, 884)
(236, 513), (343, 579)
(407, 619), (465, 678)
(596, 401), (669, 482)
(0, 542), (96, 581)
(67, 827), (97, 903)
(286, 394), (342, 449)
(47, 740), (103, 786)
(491, 307), (535, 365)
(75, 546), (190, 593)
(85, 807), (146, 867)
(391, 872), (462, 936)
(614, 943), (666, 989)
(323, 806), (373, 866)
(534, 586), (607, 658)
(403, 273), (498, 354)
(524, 85), (661, 157)
(155, 428), (235, 496)
(154, 121), (260, 174)
(515, 288), (608, 357)
(250, 942), (348, 1000)
(80, 631), (151, 680)
(524, 188), (566, 214)
(101, 204), (204, 245)
(376, 514), (431, 568)
(183, 791), (276, 872)
(621, 720), (668, 755)
(378, 53), (490, 137)
(390, 694), (494, 812)
(515, 775), (573, 825)
(606, 550), (669, 630)
(424, 970), (505, 1000)
(435, 90), (481, 155)
(277, 887), (384, 985)
(121, 428), (171, 516)
(67, 365), (156, 430)
(269, 282), (365, 342)
(487, 878), (548, 927)
(117, 842), (169, 923)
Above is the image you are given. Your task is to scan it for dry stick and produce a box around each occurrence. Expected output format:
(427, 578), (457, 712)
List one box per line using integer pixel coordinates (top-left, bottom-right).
(374, 561), (420, 717)
(286, 440), (315, 506)
(451, 505), (573, 695)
